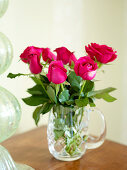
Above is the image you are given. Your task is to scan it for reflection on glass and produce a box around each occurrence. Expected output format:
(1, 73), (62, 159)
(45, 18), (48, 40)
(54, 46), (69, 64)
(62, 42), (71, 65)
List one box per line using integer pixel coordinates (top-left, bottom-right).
(0, 87), (35, 169)
(0, 145), (17, 170)
(0, 145), (35, 170)
(0, 32), (13, 75)
(0, 0), (9, 18)
(0, 86), (21, 143)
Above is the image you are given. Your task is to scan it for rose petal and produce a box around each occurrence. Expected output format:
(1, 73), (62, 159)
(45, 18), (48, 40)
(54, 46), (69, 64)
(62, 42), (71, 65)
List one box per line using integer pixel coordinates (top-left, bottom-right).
(42, 48), (57, 63)
(82, 70), (96, 80)
(29, 55), (42, 74)
(47, 60), (67, 84)
(85, 43), (117, 64)
(50, 67), (67, 84)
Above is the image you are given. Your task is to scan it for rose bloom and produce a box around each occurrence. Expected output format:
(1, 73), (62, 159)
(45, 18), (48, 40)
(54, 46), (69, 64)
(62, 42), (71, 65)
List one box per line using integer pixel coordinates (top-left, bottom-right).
(29, 55), (42, 74)
(20, 46), (43, 74)
(54, 47), (77, 66)
(42, 48), (57, 63)
(20, 46), (42, 63)
(85, 43), (117, 64)
(74, 56), (98, 80)
(47, 61), (67, 84)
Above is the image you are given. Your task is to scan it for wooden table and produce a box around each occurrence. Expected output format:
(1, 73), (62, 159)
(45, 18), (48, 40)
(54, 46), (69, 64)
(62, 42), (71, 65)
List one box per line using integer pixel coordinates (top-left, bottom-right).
(2, 126), (127, 170)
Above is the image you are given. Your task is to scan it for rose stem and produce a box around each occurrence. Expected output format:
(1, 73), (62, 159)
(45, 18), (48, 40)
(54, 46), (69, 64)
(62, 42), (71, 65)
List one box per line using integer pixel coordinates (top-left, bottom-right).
(79, 80), (86, 99)
(60, 83), (64, 91)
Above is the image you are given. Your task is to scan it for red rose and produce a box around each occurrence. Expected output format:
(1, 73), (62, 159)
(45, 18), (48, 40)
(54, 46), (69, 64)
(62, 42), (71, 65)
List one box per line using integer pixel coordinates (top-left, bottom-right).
(47, 61), (67, 84)
(74, 56), (98, 80)
(85, 43), (117, 64)
(42, 48), (57, 63)
(54, 47), (77, 65)
(20, 46), (42, 63)
(20, 46), (43, 74)
(29, 55), (42, 74)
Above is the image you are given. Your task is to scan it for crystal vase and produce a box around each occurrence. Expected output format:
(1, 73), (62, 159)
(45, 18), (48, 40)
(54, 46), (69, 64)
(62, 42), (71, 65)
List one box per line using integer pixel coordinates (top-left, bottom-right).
(47, 105), (106, 161)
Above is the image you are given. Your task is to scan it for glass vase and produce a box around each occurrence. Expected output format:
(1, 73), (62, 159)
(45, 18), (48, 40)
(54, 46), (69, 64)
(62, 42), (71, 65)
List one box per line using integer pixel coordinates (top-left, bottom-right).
(47, 105), (106, 161)
(0, 86), (21, 143)
(0, 0), (9, 18)
(0, 86), (35, 169)
(0, 32), (13, 75)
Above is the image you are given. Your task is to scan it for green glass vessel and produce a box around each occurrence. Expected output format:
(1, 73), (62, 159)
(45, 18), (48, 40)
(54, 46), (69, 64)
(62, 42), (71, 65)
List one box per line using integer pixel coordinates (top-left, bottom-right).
(0, 86), (21, 143)
(0, 145), (17, 169)
(0, 0), (9, 18)
(0, 145), (34, 170)
(0, 32), (13, 75)
(0, 86), (35, 169)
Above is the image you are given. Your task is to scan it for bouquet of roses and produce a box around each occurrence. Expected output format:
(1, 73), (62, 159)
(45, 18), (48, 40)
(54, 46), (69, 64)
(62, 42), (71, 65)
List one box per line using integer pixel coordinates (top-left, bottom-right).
(8, 43), (117, 126)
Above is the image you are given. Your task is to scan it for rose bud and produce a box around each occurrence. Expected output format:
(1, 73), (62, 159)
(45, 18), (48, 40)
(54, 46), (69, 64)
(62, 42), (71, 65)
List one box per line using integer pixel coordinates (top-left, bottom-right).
(47, 61), (67, 84)
(54, 47), (77, 65)
(85, 43), (117, 64)
(29, 55), (42, 74)
(20, 46), (43, 63)
(20, 46), (43, 74)
(74, 56), (98, 80)
(42, 48), (57, 63)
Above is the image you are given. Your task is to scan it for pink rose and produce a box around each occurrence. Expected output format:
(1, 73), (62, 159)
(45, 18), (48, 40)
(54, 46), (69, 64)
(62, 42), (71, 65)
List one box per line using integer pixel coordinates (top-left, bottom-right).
(29, 55), (42, 74)
(20, 46), (43, 63)
(42, 48), (57, 63)
(54, 47), (77, 65)
(47, 61), (67, 84)
(85, 43), (117, 64)
(74, 56), (98, 80)
(20, 46), (43, 74)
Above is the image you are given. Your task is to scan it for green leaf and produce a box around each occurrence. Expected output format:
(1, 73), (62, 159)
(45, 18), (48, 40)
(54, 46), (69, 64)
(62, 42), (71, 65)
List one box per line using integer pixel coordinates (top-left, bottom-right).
(75, 97), (89, 107)
(54, 129), (64, 141)
(33, 103), (54, 125)
(47, 86), (57, 103)
(41, 103), (54, 114)
(59, 90), (70, 103)
(31, 76), (41, 85)
(70, 93), (79, 99)
(40, 75), (50, 84)
(31, 76), (48, 86)
(88, 98), (96, 107)
(27, 85), (48, 97)
(54, 118), (65, 130)
(95, 93), (117, 102)
(33, 106), (44, 125)
(7, 73), (26, 79)
(53, 117), (65, 140)
(83, 80), (94, 93)
(22, 96), (49, 106)
(66, 99), (74, 105)
(87, 87), (116, 97)
(68, 71), (82, 91)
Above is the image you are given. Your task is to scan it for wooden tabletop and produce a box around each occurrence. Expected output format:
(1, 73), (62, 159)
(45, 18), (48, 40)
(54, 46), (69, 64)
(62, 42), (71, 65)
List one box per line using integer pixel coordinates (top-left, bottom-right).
(1, 126), (127, 170)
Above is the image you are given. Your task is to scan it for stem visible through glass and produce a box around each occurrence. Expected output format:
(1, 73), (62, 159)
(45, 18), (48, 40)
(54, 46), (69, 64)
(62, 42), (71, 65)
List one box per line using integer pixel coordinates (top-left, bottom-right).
(79, 80), (86, 99)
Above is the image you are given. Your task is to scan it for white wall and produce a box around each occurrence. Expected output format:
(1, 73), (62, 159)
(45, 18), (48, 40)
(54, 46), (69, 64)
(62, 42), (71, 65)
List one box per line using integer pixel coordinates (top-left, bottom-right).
(122, 0), (127, 144)
(0, 0), (126, 145)
(83, 0), (125, 144)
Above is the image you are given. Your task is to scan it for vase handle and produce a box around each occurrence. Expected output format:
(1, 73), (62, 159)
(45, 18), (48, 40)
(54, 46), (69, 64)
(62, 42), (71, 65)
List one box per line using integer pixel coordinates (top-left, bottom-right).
(86, 107), (106, 150)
